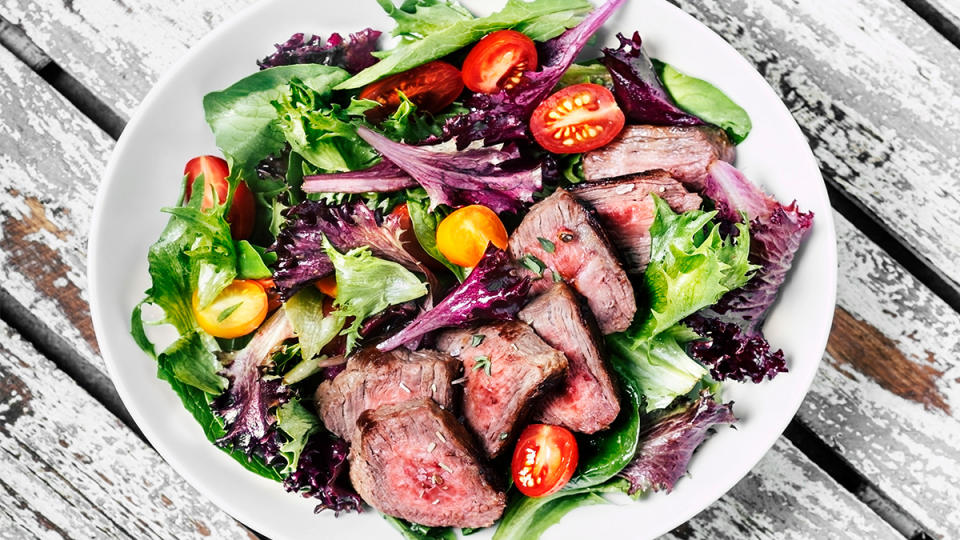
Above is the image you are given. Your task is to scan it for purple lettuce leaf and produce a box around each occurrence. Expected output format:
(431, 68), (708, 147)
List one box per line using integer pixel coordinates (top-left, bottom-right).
(600, 32), (702, 126)
(702, 160), (814, 333)
(302, 160), (417, 194)
(282, 432), (362, 514)
(212, 310), (296, 466)
(258, 30), (381, 73)
(442, 0), (627, 148)
(377, 247), (531, 351)
(685, 314), (787, 383)
(357, 127), (542, 213)
(272, 200), (436, 299)
(618, 393), (735, 495)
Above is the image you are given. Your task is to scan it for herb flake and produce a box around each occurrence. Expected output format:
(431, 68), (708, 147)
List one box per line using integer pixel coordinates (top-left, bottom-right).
(470, 334), (486, 347)
(217, 302), (243, 322)
(537, 237), (556, 253)
(472, 355), (492, 376)
(520, 254), (547, 276)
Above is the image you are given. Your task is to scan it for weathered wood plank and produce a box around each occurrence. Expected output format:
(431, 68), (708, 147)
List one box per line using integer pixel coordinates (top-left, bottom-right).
(5, 0), (960, 290)
(664, 438), (900, 540)
(0, 320), (255, 539)
(797, 212), (960, 538)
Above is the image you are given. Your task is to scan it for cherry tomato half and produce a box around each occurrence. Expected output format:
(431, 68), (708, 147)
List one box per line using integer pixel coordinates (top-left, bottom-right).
(511, 424), (579, 497)
(529, 83), (625, 154)
(462, 30), (538, 94)
(313, 275), (338, 298)
(359, 61), (464, 122)
(183, 155), (256, 239)
(192, 280), (269, 339)
(436, 205), (508, 268)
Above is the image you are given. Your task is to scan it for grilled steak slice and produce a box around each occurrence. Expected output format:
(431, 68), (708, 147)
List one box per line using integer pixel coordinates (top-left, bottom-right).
(350, 399), (506, 528)
(508, 188), (636, 334)
(315, 347), (458, 440)
(435, 322), (567, 457)
(519, 283), (620, 433)
(572, 171), (702, 273)
(582, 125), (735, 190)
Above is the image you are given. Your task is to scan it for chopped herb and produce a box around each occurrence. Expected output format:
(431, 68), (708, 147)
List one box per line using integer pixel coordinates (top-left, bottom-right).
(472, 355), (492, 376)
(552, 270), (563, 283)
(499, 432), (509, 440)
(520, 254), (547, 276)
(537, 236), (556, 253)
(217, 302), (243, 322)
(470, 334), (486, 347)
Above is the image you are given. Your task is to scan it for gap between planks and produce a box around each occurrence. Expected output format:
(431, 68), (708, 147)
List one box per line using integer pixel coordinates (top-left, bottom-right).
(899, 0), (960, 50)
(0, 5), (949, 539)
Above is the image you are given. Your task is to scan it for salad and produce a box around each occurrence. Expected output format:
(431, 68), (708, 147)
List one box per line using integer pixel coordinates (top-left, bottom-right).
(130, 0), (814, 537)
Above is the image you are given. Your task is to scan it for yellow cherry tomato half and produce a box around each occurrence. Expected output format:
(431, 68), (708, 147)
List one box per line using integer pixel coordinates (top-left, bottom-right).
(314, 275), (338, 298)
(192, 280), (269, 338)
(436, 205), (509, 267)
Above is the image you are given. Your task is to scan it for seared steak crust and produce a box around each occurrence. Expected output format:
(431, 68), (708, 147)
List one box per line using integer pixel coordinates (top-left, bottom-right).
(508, 188), (636, 334)
(582, 125), (735, 189)
(572, 171), (702, 273)
(350, 399), (506, 528)
(520, 283), (620, 433)
(435, 322), (567, 457)
(315, 347), (458, 440)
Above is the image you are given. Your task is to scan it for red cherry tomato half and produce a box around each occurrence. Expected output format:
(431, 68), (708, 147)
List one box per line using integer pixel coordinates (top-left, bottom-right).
(462, 30), (538, 94)
(511, 424), (579, 497)
(529, 83), (625, 154)
(359, 61), (464, 122)
(183, 155), (255, 239)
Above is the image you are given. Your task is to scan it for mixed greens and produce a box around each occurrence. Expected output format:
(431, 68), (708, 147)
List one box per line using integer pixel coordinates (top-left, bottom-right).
(131, 0), (813, 537)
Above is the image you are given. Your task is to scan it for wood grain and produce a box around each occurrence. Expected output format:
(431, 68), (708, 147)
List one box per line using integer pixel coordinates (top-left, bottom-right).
(0, 319), (256, 539)
(665, 438), (900, 540)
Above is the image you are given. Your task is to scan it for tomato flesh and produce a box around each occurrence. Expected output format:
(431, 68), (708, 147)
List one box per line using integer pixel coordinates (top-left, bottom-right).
(359, 61), (464, 121)
(192, 280), (269, 339)
(511, 424), (579, 497)
(183, 155), (255, 239)
(436, 205), (508, 268)
(530, 83), (625, 154)
(462, 30), (538, 94)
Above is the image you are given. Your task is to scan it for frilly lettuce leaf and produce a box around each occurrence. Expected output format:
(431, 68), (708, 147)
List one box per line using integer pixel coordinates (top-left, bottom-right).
(283, 287), (346, 361)
(276, 398), (321, 474)
(322, 236), (428, 352)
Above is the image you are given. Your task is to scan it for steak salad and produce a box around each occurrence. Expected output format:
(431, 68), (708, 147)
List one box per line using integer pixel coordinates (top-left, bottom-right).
(130, 0), (813, 537)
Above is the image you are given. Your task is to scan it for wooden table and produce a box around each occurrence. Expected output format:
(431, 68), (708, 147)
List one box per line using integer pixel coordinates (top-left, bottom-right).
(1, 0), (958, 538)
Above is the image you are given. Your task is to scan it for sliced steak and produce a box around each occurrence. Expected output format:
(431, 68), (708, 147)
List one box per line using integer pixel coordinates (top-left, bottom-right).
(315, 347), (458, 440)
(519, 283), (620, 433)
(572, 171), (702, 273)
(350, 399), (506, 528)
(435, 322), (567, 457)
(582, 125), (735, 190)
(508, 188), (636, 334)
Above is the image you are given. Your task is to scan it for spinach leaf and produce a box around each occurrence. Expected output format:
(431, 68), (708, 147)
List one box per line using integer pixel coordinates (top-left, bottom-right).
(202, 65), (350, 175)
(493, 479), (629, 540)
(565, 379), (642, 489)
(655, 60), (752, 144)
(337, 0), (592, 90)
(235, 240), (273, 279)
(407, 198), (467, 282)
(383, 516), (457, 540)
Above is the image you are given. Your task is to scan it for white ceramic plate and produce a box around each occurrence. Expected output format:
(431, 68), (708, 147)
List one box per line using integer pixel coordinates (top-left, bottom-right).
(89, 0), (837, 538)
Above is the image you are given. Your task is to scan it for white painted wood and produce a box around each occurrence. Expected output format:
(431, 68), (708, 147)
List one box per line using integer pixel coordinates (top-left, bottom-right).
(0, 319), (255, 539)
(664, 438), (900, 540)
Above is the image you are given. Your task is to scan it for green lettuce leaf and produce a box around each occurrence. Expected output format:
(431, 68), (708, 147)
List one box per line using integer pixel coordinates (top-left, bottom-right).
(557, 62), (612, 89)
(337, 0), (592, 90)
(383, 516), (457, 540)
(235, 240), (273, 279)
(407, 198), (467, 282)
(492, 479), (629, 540)
(283, 287), (346, 361)
(323, 236), (428, 351)
(202, 65), (350, 175)
(655, 60), (752, 144)
(276, 398), (321, 474)
(636, 196), (754, 340)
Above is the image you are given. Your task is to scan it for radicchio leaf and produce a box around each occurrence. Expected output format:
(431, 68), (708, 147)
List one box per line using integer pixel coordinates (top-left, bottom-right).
(356, 127), (542, 213)
(258, 30), (382, 73)
(377, 247), (531, 351)
(600, 32), (702, 126)
(702, 160), (814, 333)
(685, 315), (787, 382)
(283, 432), (361, 514)
(301, 160), (417, 194)
(618, 393), (735, 494)
(442, 0), (627, 148)
(212, 310), (295, 466)
(272, 200), (436, 299)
